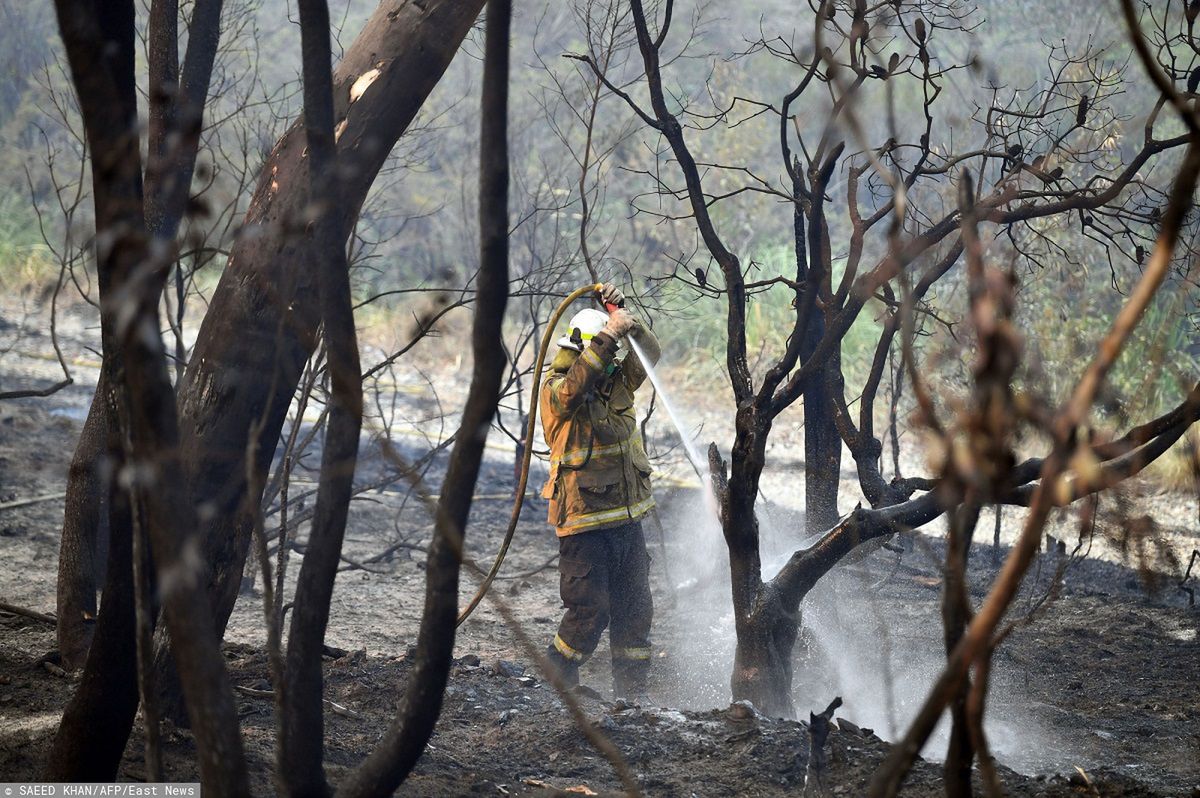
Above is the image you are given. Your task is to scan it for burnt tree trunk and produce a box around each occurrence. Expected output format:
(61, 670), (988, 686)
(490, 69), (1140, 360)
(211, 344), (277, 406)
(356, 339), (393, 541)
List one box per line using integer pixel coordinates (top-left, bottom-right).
(44, 0), (480, 701)
(278, 0), (363, 792)
(731, 495), (947, 717)
(720, 410), (800, 715)
(801, 319), (842, 535)
(942, 503), (978, 798)
(150, 0), (487, 719)
(56, 403), (109, 669)
(45, 449), (138, 780)
(796, 157), (842, 536)
(730, 582), (800, 717)
(56, 0), (225, 671)
(804, 169), (842, 535)
(336, 0), (510, 790)
(46, 0), (249, 791)
(43, 2), (151, 778)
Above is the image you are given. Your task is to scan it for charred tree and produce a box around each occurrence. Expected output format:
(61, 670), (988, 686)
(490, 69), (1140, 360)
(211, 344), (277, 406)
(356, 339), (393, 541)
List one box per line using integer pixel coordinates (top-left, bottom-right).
(43, 0), (163, 779)
(870, 141), (1200, 797)
(45, 0), (486, 698)
(44, 0), (249, 791)
(151, 0), (487, 719)
(336, 0), (511, 791)
(574, 0), (1200, 720)
(792, 165), (842, 534)
(45, 472), (136, 780)
(55, 0), (224, 672)
(277, 0), (364, 792)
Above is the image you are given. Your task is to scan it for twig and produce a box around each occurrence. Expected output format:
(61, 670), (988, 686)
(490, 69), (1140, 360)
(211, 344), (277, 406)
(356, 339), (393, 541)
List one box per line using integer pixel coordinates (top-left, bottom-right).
(493, 552), (559, 581)
(1179, 549), (1199, 607)
(0, 378), (74, 401)
(1073, 767), (1102, 798)
(0, 600), (57, 625)
(289, 540), (390, 574)
(324, 699), (361, 720)
(0, 492), (69, 512)
(233, 684), (362, 720)
(275, 454), (292, 627)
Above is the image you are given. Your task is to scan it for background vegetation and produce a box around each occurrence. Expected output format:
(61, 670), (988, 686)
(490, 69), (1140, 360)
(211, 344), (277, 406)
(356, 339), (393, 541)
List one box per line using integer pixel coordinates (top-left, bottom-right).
(1, 0), (1195, 473)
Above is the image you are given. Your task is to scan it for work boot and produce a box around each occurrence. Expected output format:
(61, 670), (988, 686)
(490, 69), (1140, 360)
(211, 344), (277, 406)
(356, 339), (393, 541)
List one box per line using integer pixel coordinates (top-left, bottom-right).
(612, 658), (650, 703)
(544, 644), (580, 689)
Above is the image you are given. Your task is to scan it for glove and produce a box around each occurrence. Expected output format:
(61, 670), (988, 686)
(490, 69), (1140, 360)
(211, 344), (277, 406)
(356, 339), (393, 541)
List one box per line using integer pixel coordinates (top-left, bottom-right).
(602, 307), (637, 339)
(599, 282), (625, 308)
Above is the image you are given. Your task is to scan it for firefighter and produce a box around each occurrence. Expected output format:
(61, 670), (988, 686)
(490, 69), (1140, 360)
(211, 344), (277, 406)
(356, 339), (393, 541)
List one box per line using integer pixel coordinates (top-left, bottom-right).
(540, 282), (661, 699)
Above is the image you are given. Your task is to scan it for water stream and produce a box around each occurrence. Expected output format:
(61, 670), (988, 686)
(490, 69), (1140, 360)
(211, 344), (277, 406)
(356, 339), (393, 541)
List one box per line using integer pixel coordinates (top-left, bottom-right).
(627, 337), (722, 530)
(627, 337), (710, 483)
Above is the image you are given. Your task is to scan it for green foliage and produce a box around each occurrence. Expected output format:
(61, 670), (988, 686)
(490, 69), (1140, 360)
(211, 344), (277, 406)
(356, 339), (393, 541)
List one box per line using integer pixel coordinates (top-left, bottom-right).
(654, 243), (883, 400)
(1018, 274), (1198, 426)
(0, 192), (57, 292)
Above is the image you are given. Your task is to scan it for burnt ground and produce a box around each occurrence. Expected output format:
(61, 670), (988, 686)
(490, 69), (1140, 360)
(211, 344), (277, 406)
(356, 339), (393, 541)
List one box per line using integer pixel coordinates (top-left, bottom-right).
(0, 615), (1186, 798)
(1, 305), (1199, 795)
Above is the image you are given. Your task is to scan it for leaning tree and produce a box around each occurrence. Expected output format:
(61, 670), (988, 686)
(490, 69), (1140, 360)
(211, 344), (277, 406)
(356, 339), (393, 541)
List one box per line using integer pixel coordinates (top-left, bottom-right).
(573, 0), (1200, 787)
(44, 0), (535, 786)
(52, 0), (488, 715)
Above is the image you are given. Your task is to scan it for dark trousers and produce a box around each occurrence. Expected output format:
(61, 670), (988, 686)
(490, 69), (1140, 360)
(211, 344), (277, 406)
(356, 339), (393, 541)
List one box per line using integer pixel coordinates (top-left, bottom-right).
(549, 520), (653, 695)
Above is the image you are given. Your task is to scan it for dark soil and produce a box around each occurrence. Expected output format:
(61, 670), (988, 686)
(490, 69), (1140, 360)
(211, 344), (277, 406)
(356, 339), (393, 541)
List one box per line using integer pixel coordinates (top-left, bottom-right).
(0, 617), (1182, 797)
(1, 308), (1198, 795)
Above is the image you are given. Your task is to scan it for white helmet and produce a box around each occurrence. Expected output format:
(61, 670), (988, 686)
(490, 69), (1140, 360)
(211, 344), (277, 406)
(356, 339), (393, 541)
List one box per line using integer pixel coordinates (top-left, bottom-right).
(557, 308), (609, 351)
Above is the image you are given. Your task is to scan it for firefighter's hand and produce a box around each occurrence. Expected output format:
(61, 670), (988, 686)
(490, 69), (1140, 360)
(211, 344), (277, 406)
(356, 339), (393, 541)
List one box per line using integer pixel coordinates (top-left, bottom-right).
(599, 282), (625, 308)
(602, 307), (637, 339)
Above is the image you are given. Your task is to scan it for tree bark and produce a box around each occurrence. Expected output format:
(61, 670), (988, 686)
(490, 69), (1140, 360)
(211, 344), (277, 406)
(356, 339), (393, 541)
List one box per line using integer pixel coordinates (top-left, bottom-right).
(732, 496), (946, 717)
(802, 322), (842, 535)
(44, 1), (149, 778)
(56, 401), (109, 670)
(729, 586), (799, 717)
(278, 0), (363, 792)
(942, 503), (979, 798)
(336, 0), (510, 790)
(796, 163), (843, 536)
(45, 458), (138, 780)
(722, 415), (786, 713)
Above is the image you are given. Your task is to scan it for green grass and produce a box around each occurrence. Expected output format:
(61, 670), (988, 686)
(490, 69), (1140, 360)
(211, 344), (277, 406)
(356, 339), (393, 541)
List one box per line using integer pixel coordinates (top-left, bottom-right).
(1018, 282), (1198, 426)
(653, 243), (884, 403)
(0, 194), (59, 293)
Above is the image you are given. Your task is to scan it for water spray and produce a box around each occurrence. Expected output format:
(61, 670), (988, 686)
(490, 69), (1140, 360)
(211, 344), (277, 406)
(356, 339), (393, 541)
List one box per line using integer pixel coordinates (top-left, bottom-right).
(627, 335), (723, 535)
(604, 295), (710, 485)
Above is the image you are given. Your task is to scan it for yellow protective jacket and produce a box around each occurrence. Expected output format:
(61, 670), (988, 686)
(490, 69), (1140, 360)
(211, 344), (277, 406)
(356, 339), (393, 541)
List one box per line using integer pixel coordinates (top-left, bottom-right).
(540, 326), (661, 537)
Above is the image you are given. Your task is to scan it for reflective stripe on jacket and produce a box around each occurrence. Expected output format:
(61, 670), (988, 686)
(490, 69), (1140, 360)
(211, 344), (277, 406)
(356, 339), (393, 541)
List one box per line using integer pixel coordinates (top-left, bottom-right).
(540, 329), (657, 537)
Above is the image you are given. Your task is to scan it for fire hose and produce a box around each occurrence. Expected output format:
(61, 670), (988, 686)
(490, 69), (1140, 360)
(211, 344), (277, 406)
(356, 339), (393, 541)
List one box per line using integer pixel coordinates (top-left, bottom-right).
(456, 282), (617, 626)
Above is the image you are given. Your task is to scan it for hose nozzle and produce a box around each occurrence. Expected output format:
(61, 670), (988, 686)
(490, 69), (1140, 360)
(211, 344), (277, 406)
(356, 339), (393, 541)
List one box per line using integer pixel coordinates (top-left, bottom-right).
(595, 282), (624, 314)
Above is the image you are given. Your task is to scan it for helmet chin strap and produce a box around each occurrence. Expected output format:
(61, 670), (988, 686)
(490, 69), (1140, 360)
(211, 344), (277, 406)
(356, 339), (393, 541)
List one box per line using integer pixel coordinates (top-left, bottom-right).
(570, 327), (584, 350)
